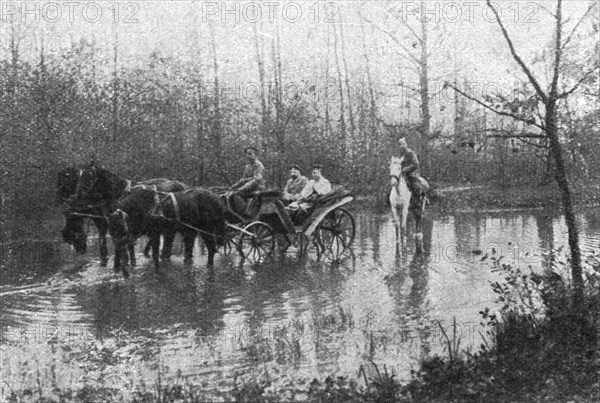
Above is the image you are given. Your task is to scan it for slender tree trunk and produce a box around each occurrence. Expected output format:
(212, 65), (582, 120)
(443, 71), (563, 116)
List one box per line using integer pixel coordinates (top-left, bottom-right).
(419, 16), (431, 172)
(112, 27), (119, 144)
(546, 102), (584, 306)
(338, 17), (355, 141)
(253, 24), (270, 144)
(271, 24), (285, 187)
(333, 23), (347, 158)
(324, 24), (332, 138)
(360, 23), (377, 153)
(209, 22), (225, 183)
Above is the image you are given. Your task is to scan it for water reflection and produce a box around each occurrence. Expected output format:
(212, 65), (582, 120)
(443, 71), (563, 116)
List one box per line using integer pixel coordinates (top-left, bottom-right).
(1, 206), (600, 396)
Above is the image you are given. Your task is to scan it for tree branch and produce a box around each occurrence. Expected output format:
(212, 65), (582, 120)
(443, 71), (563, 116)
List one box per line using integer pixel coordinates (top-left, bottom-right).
(403, 22), (422, 44)
(558, 65), (600, 98)
(360, 14), (420, 65)
(550, 0), (563, 98)
(482, 128), (545, 138)
(485, 0), (548, 104)
(561, 2), (598, 51)
(446, 82), (545, 130)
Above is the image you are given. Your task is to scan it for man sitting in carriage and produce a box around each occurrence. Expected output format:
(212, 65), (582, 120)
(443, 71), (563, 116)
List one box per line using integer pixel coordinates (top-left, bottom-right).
(288, 164), (331, 223)
(227, 146), (266, 217)
(282, 164), (308, 204)
(397, 137), (429, 197)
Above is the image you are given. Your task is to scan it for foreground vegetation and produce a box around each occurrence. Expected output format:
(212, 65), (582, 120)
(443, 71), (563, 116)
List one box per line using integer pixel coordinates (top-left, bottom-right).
(230, 255), (600, 403)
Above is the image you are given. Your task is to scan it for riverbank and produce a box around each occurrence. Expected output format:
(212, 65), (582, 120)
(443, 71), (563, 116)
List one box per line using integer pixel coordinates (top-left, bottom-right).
(352, 179), (600, 213)
(435, 179), (600, 212)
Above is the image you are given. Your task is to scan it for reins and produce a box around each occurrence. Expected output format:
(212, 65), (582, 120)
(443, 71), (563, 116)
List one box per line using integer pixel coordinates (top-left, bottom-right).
(66, 211), (109, 221)
(64, 200), (109, 222)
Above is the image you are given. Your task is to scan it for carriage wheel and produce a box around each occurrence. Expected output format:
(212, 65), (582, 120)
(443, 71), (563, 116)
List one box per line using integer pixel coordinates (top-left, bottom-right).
(239, 222), (275, 264)
(222, 225), (239, 255)
(316, 208), (356, 259)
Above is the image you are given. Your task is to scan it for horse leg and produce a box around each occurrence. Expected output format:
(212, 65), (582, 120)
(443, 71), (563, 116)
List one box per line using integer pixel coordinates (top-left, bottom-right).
(127, 237), (136, 267)
(183, 231), (195, 264)
(401, 201), (410, 247)
(414, 196), (424, 253)
(161, 232), (175, 261)
(390, 201), (401, 249)
(96, 218), (108, 266)
(203, 235), (216, 268)
(143, 239), (151, 257)
(113, 242), (122, 273)
(150, 233), (161, 272)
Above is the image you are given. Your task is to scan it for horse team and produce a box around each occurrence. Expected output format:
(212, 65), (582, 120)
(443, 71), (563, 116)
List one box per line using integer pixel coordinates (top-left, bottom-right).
(58, 164), (226, 278)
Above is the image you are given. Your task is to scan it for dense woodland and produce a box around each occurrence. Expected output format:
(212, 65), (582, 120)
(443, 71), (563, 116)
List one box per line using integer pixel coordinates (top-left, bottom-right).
(0, 2), (598, 217)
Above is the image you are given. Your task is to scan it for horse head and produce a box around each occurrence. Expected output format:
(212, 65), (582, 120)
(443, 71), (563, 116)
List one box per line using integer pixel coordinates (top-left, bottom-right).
(61, 216), (87, 253)
(57, 166), (79, 205)
(75, 163), (99, 201)
(389, 156), (406, 188)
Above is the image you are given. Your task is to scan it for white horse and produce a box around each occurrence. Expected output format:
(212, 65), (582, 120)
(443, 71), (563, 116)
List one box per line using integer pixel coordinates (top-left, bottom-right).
(389, 157), (424, 251)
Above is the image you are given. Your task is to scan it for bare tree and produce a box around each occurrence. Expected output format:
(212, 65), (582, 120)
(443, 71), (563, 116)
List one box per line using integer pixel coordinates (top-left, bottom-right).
(450, 0), (599, 307)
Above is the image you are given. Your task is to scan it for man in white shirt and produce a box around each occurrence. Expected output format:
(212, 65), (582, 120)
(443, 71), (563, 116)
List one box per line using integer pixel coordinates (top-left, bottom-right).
(288, 164), (331, 217)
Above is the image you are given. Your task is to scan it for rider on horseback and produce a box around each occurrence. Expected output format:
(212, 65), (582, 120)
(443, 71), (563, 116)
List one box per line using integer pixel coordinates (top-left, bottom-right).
(397, 137), (428, 197)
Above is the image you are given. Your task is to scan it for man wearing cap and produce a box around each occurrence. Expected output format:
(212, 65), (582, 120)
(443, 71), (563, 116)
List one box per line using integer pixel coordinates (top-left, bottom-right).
(288, 164), (331, 218)
(397, 137), (427, 196)
(228, 146), (266, 216)
(282, 164), (308, 203)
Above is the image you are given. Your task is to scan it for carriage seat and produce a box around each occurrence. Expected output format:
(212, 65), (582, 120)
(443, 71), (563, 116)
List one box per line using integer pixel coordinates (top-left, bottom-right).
(312, 186), (353, 207)
(250, 189), (281, 199)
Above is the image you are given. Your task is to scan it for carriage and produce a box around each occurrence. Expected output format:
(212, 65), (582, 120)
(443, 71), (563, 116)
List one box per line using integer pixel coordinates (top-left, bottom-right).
(59, 164), (357, 269)
(216, 187), (356, 263)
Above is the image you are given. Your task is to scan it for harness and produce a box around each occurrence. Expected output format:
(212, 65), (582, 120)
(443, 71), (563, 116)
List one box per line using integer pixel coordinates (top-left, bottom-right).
(64, 199), (109, 221)
(76, 167), (99, 198)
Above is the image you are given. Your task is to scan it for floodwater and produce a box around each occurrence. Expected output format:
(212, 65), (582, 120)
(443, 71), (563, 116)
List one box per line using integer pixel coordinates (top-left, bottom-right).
(1, 206), (599, 400)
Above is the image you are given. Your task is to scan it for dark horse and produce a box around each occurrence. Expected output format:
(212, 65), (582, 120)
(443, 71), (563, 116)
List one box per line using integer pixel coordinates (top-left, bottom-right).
(58, 163), (187, 265)
(108, 187), (226, 277)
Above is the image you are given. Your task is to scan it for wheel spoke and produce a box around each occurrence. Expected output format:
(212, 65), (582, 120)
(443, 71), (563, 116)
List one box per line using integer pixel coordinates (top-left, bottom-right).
(316, 208), (355, 259)
(239, 222), (275, 263)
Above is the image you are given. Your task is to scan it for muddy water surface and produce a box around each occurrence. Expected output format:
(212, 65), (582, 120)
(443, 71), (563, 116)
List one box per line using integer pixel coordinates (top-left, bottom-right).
(1, 206), (599, 399)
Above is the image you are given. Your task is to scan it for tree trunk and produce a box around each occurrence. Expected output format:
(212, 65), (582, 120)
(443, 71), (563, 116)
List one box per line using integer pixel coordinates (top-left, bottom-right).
(253, 24), (270, 144)
(324, 24), (332, 138)
(338, 17), (355, 142)
(545, 101), (584, 306)
(112, 27), (119, 144)
(360, 23), (377, 153)
(419, 16), (431, 172)
(333, 22), (347, 158)
(209, 23), (225, 183)
(271, 25), (285, 187)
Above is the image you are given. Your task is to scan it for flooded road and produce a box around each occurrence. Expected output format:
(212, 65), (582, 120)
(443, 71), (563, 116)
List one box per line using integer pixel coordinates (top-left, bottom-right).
(1, 206), (599, 399)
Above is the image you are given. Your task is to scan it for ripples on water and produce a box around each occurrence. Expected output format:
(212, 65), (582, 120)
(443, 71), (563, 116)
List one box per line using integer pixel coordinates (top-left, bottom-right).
(1, 207), (599, 398)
